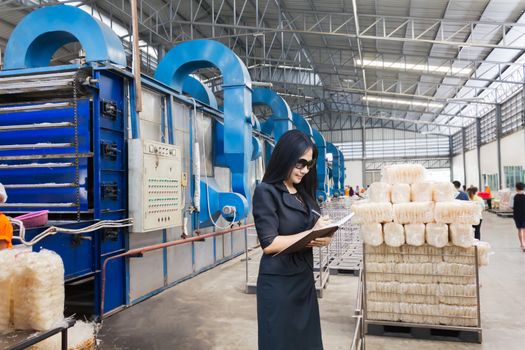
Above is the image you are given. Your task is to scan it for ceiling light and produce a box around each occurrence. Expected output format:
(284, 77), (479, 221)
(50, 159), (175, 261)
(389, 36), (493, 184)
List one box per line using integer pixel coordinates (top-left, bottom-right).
(356, 59), (472, 76)
(278, 92), (315, 100)
(363, 96), (444, 109)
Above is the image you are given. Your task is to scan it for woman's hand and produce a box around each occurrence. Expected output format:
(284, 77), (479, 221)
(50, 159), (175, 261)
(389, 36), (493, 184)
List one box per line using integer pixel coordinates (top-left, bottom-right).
(313, 215), (331, 230)
(306, 237), (332, 248)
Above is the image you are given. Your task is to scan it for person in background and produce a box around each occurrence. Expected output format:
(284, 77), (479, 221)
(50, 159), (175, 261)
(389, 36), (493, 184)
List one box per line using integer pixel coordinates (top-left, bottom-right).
(485, 185), (492, 209)
(355, 185), (360, 193)
(510, 182), (525, 251)
(453, 181), (469, 200)
(0, 182), (7, 203)
(344, 186), (350, 197)
(349, 186), (355, 197)
(467, 186), (484, 240)
(0, 213), (13, 250)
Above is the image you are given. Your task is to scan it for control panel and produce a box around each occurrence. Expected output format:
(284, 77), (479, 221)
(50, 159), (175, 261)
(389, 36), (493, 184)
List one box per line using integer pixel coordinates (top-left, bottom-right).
(128, 139), (183, 232)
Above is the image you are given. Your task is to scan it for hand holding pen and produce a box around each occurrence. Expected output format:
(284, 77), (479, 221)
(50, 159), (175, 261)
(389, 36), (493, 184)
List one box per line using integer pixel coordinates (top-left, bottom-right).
(307, 209), (332, 248)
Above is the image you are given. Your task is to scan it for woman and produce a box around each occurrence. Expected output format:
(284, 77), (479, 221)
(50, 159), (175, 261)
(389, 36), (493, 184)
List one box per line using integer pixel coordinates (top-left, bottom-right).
(510, 182), (525, 251)
(467, 186), (484, 240)
(253, 130), (331, 350)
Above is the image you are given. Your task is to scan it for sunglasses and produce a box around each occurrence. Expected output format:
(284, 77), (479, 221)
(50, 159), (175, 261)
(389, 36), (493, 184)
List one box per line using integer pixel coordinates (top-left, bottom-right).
(295, 158), (316, 170)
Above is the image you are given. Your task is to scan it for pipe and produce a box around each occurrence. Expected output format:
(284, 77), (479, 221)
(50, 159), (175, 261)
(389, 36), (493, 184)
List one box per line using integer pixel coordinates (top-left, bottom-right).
(100, 223), (254, 319)
(130, 0), (142, 113)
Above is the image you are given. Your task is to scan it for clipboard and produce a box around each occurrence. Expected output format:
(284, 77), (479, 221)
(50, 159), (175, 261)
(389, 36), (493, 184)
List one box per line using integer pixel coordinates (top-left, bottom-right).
(273, 213), (354, 256)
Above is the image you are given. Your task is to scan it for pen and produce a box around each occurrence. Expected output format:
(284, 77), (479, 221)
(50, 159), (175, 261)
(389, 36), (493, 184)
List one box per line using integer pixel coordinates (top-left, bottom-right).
(311, 209), (322, 217)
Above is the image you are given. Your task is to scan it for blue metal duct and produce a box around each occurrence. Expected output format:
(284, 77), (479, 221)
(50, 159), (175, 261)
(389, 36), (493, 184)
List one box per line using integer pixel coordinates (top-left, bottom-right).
(182, 76), (218, 109)
(339, 149), (345, 191)
(154, 39), (252, 222)
(292, 112), (313, 138)
(326, 142), (340, 196)
(3, 5), (126, 70)
(312, 129), (327, 201)
(252, 88), (293, 143)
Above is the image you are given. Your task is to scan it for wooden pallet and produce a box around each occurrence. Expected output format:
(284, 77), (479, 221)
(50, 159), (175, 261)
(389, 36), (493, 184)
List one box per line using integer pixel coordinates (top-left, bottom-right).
(365, 321), (482, 343)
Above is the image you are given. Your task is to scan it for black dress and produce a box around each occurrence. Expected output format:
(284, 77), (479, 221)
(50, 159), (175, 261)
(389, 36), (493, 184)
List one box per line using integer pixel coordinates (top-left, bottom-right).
(513, 193), (525, 228)
(252, 181), (323, 350)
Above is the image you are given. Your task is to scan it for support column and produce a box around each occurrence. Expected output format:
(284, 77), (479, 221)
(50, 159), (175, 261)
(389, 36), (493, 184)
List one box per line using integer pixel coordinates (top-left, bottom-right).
(449, 135), (454, 182)
(495, 104), (503, 189)
(476, 118), (482, 188)
(461, 127), (467, 187)
(362, 117), (366, 187)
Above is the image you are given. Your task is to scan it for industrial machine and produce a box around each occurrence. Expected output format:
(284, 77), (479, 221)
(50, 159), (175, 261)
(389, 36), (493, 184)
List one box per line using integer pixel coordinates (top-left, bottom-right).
(0, 4), (331, 319)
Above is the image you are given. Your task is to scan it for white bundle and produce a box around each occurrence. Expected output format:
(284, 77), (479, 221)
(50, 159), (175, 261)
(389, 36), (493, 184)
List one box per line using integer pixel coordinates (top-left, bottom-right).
(365, 244), (402, 262)
(439, 296), (478, 306)
(366, 281), (399, 293)
(366, 263), (396, 274)
(436, 262), (475, 276)
(401, 314), (441, 325)
(438, 275), (477, 285)
(367, 182), (392, 202)
(434, 201), (481, 224)
(368, 301), (400, 314)
(399, 303), (439, 317)
(0, 250), (15, 333)
(433, 182), (456, 202)
(366, 272), (397, 283)
(440, 316), (478, 327)
(367, 291), (399, 303)
(475, 241), (492, 266)
(367, 311), (399, 322)
(404, 224), (426, 246)
(393, 202), (434, 224)
(381, 164), (426, 184)
(399, 283), (438, 295)
(391, 183), (411, 204)
(361, 224), (383, 246)
(410, 182), (433, 202)
(439, 304), (477, 319)
(13, 250), (65, 331)
(68, 320), (96, 350)
(425, 223), (449, 248)
(439, 283), (477, 297)
(443, 246), (476, 264)
(395, 263), (433, 275)
(30, 334), (61, 350)
(352, 202), (393, 224)
(450, 224), (475, 248)
(399, 294), (439, 305)
(401, 245), (442, 263)
(397, 274), (440, 284)
(383, 223), (405, 247)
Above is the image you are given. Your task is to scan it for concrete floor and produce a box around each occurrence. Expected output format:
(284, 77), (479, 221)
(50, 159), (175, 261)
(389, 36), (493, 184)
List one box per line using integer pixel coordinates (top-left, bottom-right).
(99, 212), (525, 349)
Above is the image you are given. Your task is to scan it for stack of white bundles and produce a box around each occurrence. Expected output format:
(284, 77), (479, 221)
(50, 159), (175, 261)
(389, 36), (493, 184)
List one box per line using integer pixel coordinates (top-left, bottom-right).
(352, 201), (393, 223)
(410, 182), (433, 202)
(434, 201), (481, 224)
(443, 246), (475, 264)
(393, 202), (434, 224)
(381, 164), (425, 184)
(0, 250), (15, 333)
(68, 320), (96, 350)
(433, 182), (456, 202)
(425, 223), (449, 248)
(361, 223), (383, 246)
(450, 224), (475, 248)
(391, 183), (411, 204)
(475, 241), (492, 266)
(404, 224), (426, 246)
(383, 223), (405, 247)
(13, 250), (65, 331)
(399, 294), (439, 305)
(368, 182), (392, 202)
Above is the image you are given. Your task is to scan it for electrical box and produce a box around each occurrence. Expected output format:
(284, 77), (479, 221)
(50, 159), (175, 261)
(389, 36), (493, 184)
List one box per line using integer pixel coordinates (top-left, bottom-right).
(128, 139), (183, 232)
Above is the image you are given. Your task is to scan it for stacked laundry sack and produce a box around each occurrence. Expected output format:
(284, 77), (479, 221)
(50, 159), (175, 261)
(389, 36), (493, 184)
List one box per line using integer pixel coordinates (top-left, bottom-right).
(354, 164), (491, 327)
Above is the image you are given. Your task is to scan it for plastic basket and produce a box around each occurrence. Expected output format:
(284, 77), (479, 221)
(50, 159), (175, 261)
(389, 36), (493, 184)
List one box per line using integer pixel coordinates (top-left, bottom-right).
(14, 210), (49, 228)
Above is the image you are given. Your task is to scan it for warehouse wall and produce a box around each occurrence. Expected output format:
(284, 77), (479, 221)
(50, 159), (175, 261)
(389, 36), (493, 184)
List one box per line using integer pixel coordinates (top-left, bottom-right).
(465, 150), (479, 188)
(501, 129), (525, 170)
(452, 155), (464, 184)
(344, 160), (363, 187)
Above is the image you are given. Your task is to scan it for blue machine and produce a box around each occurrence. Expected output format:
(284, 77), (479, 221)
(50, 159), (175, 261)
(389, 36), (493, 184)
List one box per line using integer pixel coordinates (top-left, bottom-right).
(252, 88), (293, 165)
(312, 129), (328, 201)
(292, 112), (313, 138)
(326, 142), (341, 196)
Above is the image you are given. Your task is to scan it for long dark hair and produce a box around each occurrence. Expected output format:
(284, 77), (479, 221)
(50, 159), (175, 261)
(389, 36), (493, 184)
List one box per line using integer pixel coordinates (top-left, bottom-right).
(263, 130), (318, 200)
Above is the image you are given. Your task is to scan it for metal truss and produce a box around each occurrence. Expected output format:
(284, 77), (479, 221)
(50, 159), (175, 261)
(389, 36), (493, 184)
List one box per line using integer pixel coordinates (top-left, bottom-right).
(365, 158), (450, 170)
